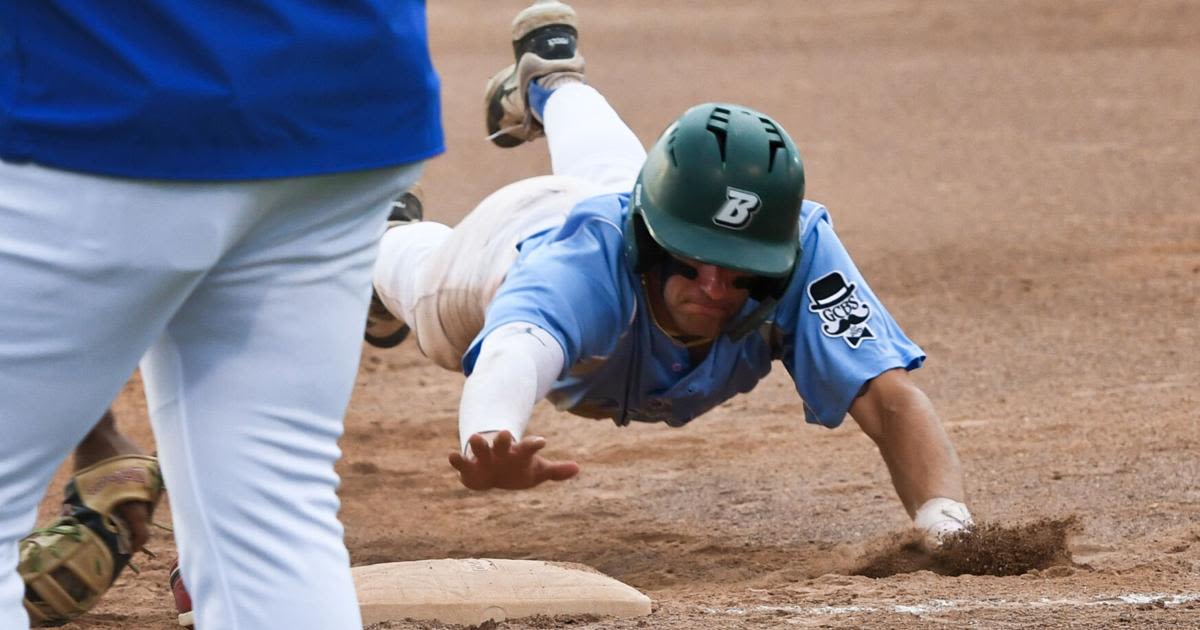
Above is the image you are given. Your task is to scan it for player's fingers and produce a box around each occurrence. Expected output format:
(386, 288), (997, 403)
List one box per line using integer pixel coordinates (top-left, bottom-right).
(467, 433), (494, 467)
(450, 450), (486, 476)
(492, 430), (515, 456)
(537, 459), (580, 482)
(449, 451), (494, 490)
(513, 436), (547, 458)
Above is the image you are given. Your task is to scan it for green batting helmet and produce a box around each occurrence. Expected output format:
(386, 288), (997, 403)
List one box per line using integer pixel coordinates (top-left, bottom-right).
(625, 103), (805, 291)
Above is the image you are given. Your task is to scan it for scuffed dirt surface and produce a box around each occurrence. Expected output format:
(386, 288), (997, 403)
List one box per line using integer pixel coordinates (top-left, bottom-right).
(853, 517), (1081, 578)
(43, 1), (1199, 627)
(932, 518), (1082, 578)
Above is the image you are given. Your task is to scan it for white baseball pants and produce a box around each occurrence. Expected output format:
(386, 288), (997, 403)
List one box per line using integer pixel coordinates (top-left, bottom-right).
(374, 83), (646, 370)
(0, 160), (420, 629)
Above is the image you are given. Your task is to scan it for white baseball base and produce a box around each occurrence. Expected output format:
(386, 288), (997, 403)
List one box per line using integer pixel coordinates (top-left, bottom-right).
(352, 558), (652, 626)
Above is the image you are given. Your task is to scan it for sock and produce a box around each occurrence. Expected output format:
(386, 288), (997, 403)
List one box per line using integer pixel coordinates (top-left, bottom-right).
(528, 80), (554, 122)
(528, 73), (583, 121)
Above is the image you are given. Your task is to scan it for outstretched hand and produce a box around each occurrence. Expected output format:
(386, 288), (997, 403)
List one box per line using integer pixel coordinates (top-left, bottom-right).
(448, 431), (580, 491)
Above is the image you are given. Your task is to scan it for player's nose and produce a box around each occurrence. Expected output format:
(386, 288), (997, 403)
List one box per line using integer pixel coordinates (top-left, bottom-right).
(695, 264), (738, 299)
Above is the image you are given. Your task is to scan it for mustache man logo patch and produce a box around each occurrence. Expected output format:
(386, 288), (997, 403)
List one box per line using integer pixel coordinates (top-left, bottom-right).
(807, 271), (875, 348)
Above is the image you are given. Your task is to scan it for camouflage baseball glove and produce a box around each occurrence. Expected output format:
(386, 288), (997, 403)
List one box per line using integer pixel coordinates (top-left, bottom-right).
(19, 455), (164, 626)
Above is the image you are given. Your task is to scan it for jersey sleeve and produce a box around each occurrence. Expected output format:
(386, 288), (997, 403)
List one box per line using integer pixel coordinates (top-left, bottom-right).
(462, 215), (634, 377)
(775, 206), (926, 428)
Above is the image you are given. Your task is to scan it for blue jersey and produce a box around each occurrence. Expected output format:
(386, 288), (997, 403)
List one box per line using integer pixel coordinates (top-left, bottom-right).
(464, 194), (925, 429)
(0, 1), (443, 180)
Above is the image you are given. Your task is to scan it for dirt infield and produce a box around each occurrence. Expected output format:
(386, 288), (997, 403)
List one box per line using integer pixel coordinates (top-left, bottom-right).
(45, 1), (1198, 627)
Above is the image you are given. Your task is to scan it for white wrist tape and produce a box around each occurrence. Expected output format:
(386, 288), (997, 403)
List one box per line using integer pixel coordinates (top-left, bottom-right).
(913, 497), (973, 544)
(458, 322), (564, 455)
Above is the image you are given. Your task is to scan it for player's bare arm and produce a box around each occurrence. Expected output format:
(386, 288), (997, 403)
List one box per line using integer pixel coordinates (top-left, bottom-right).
(74, 409), (142, 468)
(72, 409), (155, 552)
(849, 368), (971, 546)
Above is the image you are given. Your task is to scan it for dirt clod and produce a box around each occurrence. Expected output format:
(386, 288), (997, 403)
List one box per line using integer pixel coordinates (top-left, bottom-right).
(935, 517), (1081, 576)
(853, 517), (1081, 577)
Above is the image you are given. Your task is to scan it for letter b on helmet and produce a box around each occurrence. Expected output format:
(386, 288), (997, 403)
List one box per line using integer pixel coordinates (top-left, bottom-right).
(712, 187), (762, 229)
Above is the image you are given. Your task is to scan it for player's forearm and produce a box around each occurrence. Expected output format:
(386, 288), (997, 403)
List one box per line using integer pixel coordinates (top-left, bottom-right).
(74, 408), (144, 471)
(872, 390), (964, 516)
(850, 370), (965, 516)
(458, 322), (564, 454)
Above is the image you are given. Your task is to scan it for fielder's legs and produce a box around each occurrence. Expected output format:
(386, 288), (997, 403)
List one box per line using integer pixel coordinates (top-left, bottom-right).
(143, 165), (420, 630)
(0, 162), (248, 628)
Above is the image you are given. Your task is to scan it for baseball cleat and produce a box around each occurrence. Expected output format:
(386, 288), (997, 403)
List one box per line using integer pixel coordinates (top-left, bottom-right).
(365, 292), (409, 348)
(169, 559), (194, 628)
(485, 0), (585, 147)
(388, 184), (424, 227)
(365, 186), (423, 348)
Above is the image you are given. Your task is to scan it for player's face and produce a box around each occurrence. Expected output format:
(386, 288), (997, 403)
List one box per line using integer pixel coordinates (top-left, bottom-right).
(659, 256), (752, 338)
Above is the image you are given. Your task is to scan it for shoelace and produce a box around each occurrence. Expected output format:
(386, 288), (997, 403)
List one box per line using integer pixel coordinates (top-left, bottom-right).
(486, 123), (526, 143)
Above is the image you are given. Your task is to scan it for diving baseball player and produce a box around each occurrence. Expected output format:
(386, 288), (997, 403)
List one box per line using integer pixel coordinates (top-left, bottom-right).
(369, 0), (972, 547)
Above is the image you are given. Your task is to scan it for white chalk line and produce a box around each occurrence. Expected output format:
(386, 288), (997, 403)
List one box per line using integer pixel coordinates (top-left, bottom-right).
(700, 592), (1200, 618)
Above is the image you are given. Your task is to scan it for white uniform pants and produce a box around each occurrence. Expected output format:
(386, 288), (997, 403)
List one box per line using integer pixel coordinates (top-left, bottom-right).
(0, 160), (420, 630)
(374, 83), (646, 370)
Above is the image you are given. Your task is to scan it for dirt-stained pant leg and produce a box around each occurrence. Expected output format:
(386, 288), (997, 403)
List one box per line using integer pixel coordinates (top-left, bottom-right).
(374, 176), (597, 370)
(373, 83), (647, 371)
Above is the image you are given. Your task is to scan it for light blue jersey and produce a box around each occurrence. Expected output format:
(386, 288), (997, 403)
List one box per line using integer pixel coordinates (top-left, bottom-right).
(464, 194), (925, 429)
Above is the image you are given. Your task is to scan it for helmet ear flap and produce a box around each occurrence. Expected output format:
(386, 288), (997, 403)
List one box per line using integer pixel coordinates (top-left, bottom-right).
(627, 212), (666, 274)
(748, 261), (797, 302)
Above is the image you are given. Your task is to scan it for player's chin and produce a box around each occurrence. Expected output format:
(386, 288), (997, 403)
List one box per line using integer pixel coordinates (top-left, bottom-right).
(675, 313), (728, 339)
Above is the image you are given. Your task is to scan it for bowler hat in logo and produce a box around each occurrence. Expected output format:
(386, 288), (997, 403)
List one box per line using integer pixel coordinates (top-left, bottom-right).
(808, 272), (857, 310)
